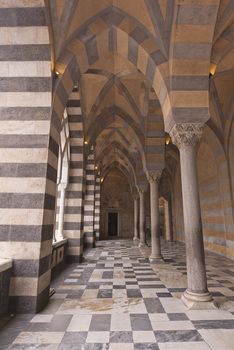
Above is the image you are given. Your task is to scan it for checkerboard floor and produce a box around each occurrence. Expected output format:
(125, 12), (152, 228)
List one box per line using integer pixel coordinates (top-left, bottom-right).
(1, 239), (234, 349)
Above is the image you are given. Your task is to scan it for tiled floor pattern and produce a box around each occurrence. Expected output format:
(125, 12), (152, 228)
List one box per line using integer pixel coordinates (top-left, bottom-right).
(1, 239), (234, 349)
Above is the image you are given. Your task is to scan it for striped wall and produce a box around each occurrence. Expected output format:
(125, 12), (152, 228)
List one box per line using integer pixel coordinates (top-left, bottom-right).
(83, 147), (96, 248)
(94, 174), (101, 240)
(145, 89), (165, 171)
(63, 88), (85, 262)
(198, 142), (226, 256)
(0, 1), (57, 313)
(197, 126), (234, 259)
(167, 0), (220, 131)
(172, 124), (234, 259)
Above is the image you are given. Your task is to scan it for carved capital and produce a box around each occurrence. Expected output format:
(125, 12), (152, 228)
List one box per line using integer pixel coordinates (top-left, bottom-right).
(131, 188), (139, 200)
(169, 123), (204, 149)
(137, 183), (148, 194)
(147, 170), (162, 183)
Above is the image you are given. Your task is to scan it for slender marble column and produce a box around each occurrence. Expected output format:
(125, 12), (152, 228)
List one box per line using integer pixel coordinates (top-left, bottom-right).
(56, 182), (66, 241)
(138, 184), (147, 247)
(133, 195), (139, 241)
(147, 171), (163, 261)
(164, 199), (171, 241)
(170, 123), (215, 309)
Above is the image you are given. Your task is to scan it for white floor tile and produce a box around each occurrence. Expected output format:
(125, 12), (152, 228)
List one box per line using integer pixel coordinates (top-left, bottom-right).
(186, 309), (234, 320)
(138, 281), (160, 285)
(57, 299), (114, 315)
(151, 321), (194, 331)
(158, 341), (211, 350)
(159, 297), (187, 313)
(13, 332), (64, 344)
(132, 331), (156, 343)
(113, 298), (147, 314)
(112, 289), (128, 298)
(86, 331), (110, 343)
(140, 289), (157, 298)
(67, 314), (92, 331)
(111, 313), (131, 331)
(199, 329), (234, 350)
(30, 314), (53, 323)
(149, 314), (169, 322)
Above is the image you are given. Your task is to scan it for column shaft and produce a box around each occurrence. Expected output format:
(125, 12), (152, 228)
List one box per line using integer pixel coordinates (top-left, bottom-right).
(139, 191), (145, 247)
(133, 198), (138, 240)
(180, 145), (207, 293)
(170, 123), (214, 308)
(164, 199), (172, 241)
(57, 184), (66, 241)
(64, 89), (84, 263)
(149, 179), (162, 260)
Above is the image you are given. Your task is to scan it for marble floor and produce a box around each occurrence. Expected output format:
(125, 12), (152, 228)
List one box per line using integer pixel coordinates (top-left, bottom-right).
(1, 239), (234, 349)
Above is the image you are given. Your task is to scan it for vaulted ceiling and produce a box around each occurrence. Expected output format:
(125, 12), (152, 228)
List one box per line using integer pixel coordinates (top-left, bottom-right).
(48, 0), (234, 190)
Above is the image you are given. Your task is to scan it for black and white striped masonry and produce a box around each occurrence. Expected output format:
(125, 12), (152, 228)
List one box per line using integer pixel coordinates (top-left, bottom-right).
(0, 1), (56, 313)
(83, 147), (96, 248)
(94, 173), (101, 240)
(64, 88), (85, 263)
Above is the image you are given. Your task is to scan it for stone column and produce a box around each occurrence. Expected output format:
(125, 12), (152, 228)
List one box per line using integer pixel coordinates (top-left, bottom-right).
(133, 195), (139, 241)
(94, 174), (101, 240)
(138, 184), (147, 247)
(164, 199), (172, 242)
(0, 3), (53, 313)
(83, 148), (96, 249)
(170, 123), (214, 309)
(147, 171), (163, 261)
(64, 88), (85, 263)
(56, 183), (66, 241)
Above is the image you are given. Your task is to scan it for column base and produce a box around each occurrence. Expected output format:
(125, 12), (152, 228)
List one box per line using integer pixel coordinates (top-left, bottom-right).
(133, 237), (139, 241)
(138, 242), (145, 248)
(181, 289), (217, 310)
(149, 255), (164, 264)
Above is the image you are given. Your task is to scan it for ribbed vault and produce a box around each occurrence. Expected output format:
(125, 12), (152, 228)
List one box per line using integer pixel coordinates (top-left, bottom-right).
(50, 0), (225, 184)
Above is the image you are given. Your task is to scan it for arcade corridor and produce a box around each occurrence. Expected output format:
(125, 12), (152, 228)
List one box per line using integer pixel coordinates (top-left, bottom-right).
(1, 1), (234, 349)
(1, 239), (234, 350)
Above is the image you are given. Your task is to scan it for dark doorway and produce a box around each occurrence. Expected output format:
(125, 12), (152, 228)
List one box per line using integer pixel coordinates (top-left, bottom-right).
(108, 212), (118, 237)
